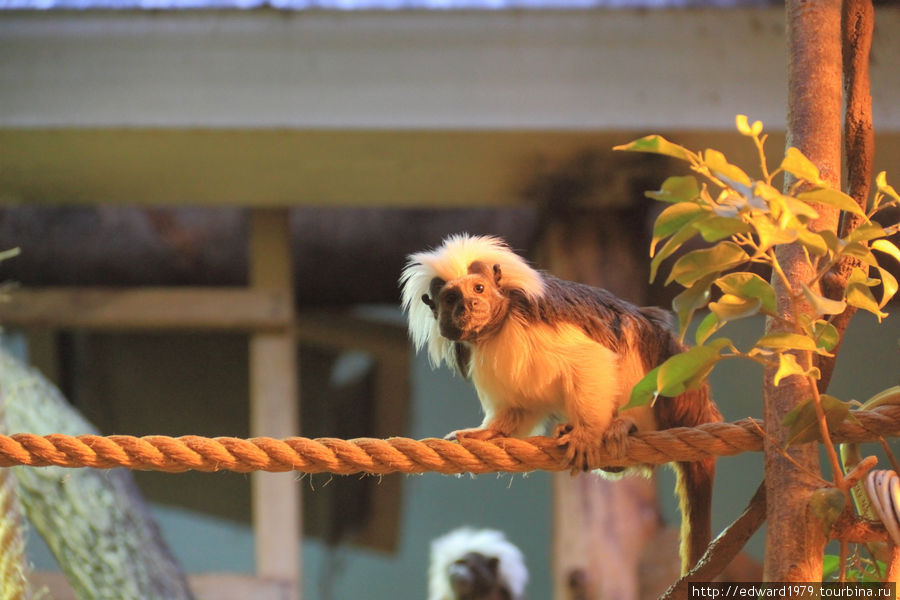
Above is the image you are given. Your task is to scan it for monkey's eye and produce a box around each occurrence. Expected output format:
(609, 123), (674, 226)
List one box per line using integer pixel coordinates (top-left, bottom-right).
(474, 283), (484, 294)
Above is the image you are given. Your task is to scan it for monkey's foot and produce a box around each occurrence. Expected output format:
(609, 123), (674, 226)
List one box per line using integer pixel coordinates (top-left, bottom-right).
(596, 417), (638, 474)
(602, 417), (637, 459)
(444, 428), (503, 442)
(554, 425), (608, 473)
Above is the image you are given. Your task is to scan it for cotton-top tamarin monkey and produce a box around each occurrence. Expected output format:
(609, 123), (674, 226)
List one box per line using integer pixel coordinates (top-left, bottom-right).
(400, 234), (723, 573)
(428, 527), (528, 600)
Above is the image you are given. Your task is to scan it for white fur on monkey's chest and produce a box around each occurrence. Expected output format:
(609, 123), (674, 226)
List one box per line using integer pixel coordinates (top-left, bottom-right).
(469, 319), (622, 414)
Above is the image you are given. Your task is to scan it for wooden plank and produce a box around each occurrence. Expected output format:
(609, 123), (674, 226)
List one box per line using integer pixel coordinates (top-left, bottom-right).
(353, 355), (408, 552)
(2, 127), (898, 208)
(5, 8), (897, 133)
(0, 129), (619, 208)
(32, 572), (296, 600)
(0, 287), (292, 331)
(248, 209), (301, 600)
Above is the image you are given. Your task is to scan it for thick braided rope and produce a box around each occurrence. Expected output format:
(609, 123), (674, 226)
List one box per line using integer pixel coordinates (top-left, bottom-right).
(0, 405), (898, 475)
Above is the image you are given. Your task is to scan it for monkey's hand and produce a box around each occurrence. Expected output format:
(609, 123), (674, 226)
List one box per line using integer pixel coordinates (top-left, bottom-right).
(444, 427), (504, 442)
(554, 424), (606, 473)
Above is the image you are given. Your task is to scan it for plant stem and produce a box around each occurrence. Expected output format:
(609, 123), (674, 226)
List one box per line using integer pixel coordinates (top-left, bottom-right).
(804, 366), (845, 489)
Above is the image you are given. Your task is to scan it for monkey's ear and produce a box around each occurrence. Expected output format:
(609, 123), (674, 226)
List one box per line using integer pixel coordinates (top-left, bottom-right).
(492, 264), (502, 285)
(421, 294), (436, 311)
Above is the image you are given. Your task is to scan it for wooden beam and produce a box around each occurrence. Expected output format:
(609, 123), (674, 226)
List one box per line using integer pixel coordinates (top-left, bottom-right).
(0, 287), (291, 332)
(2, 128), (899, 208)
(248, 209), (301, 600)
(32, 572), (297, 600)
(0, 128), (617, 208)
(10, 9), (900, 131)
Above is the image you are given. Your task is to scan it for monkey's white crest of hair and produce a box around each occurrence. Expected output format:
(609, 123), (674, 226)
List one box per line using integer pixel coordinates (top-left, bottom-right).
(400, 234), (544, 370)
(427, 527), (528, 600)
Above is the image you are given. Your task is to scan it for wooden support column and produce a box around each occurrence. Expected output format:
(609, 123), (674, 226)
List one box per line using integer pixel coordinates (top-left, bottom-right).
(248, 209), (301, 600)
(539, 217), (667, 600)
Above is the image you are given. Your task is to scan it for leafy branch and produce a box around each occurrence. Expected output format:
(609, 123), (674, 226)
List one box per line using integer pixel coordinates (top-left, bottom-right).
(614, 116), (900, 536)
(616, 116), (898, 409)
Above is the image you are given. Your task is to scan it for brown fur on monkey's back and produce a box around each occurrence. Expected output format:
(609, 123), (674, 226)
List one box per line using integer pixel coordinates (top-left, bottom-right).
(523, 274), (723, 429)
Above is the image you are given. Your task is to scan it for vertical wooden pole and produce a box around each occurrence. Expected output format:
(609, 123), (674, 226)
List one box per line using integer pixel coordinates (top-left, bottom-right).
(763, 0), (842, 582)
(541, 219), (665, 600)
(249, 208), (301, 599)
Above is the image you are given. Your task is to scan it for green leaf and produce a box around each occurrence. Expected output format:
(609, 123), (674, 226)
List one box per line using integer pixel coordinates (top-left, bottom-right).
(783, 395), (852, 445)
(848, 222), (887, 244)
(743, 182), (775, 212)
(876, 171), (900, 204)
(652, 203), (705, 255)
(0, 247), (21, 262)
(876, 266), (898, 308)
(649, 219), (702, 283)
(645, 175), (701, 203)
(757, 332), (818, 351)
(666, 242), (749, 287)
(751, 215), (798, 252)
(614, 135), (694, 162)
(796, 229), (829, 257)
(797, 188), (866, 218)
(704, 149), (751, 186)
(780, 147), (824, 186)
(694, 312), (721, 345)
(672, 273), (718, 340)
(752, 181), (819, 222)
(781, 195), (821, 222)
(848, 266), (880, 288)
(846, 268), (889, 321)
(709, 294), (761, 323)
(801, 283), (847, 316)
(818, 230), (843, 255)
(822, 555), (842, 580)
(712, 191), (745, 218)
(773, 353), (820, 386)
(872, 239), (900, 264)
(714, 272), (777, 315)
(846, 285), (885, 317)
(657, 339), (730, 397)
(811, 320), (840, 352)
(809, 487), (846, 536)
(694, 216), (752, 243)
(841, 242), (878, 267)
(626, 366), (661, 409)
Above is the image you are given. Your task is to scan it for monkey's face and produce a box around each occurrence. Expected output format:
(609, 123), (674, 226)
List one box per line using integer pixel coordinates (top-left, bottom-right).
(424, 261), (509, 343)
(447, 552), (510, 600)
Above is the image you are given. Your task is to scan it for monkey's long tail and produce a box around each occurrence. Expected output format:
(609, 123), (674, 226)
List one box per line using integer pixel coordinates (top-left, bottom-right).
(675, 455), (716, 575)
(671, 382), (723, 575)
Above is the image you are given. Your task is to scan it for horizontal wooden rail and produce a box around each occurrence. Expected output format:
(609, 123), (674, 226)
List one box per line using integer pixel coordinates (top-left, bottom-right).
(0, 287), (292, 332)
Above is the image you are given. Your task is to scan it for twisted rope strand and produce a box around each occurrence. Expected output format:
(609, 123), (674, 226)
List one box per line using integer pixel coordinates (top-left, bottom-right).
(1, 406), (898, 475)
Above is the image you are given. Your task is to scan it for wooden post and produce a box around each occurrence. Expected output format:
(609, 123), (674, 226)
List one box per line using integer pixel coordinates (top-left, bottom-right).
(248, 209), (301, 599)
(763, 0), (842, 582)
(540, 219), (667, 600)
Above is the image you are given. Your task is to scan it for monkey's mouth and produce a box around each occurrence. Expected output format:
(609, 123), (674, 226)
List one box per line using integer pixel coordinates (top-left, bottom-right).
(440, 316), (482, 342)
(440, 322), (469, 341)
